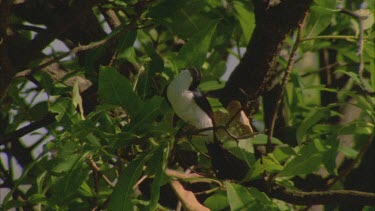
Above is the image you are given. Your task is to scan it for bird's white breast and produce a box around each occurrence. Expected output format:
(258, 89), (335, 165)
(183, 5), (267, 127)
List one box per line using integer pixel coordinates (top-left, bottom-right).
(167, 88), (213, 129)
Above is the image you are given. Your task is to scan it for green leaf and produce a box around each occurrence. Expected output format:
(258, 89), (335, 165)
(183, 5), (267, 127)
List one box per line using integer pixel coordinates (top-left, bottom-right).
(339, 146), (359, 159)
(314, 0), (336, 8)
(52, 153), (81, 174)
(125, 96), (162, 133)
(226, 182), (255, 210)
(247, 188), (276, 207)
(117, 30), (137, 62)
(85, 133), (101, 147)
(175, 19), (219, 68)
(322, 138), (339, 175)
(2, 155), (48, 205)
(365, 43), (375, 58)
(147, 143), (170, 210)
(278, 141), (323, 177)
(249, 134), (283, 145)
(233, 0), (255, 43)
(355, 9), (374, 30)
(204, 190), (229, 210)
(273, 146), (297, 163)
(304, 5), (336, 37)
(296, 106), (334, 144)
(28, 194), (47, 204)
(338, 122), (375, 135)
(224, 141), (255, 169)
(51, 151), (91, 205)
(49, 97), (79, 125)
(371, 60), (375, 92)
(137, 34), (165, 98)
(98, 66), (142, 116)
(226, 183), (278, 210)
(148, 1), (212, 39)
(109, 151), (154, 210)
(29, 101), (48, 121)
(199, 80), (225, 92)
(72, 82), (84, 120)
(335, 69), (363, 87)
(34, 71), (54, 94)
(246, 156), (283, 180)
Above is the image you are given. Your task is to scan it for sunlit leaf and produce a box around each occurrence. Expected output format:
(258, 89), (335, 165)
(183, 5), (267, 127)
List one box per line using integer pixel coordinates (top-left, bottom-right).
(72, 82), (84, 120)
(278, 141), (323, 177)
(204, 190), (229, 210)
(29, 101), (48, 121)
(355, 9), (374, 30)
(125, 96), (162, 133)
(273, 146), (297, 163)
(49, 97), (79, 124)
(233, 0), (255, 43)
(304, 4), (336, 37)
(226, 182), (256, 210)
(51, 151), (90, 205)
(147, 143), (170, 210)
(98, 66), (143, 116)
(296, 105), (336, 144)
(109, 152), (151, 211)
(175, 19), (219, 68)
(226, 182), (278, 210)
(117, 30), (137, 62)
(246, 156), (283, 180)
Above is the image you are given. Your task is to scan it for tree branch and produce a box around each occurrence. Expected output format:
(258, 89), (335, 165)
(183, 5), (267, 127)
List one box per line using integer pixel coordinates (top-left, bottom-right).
(169, 180), (210, 211)
(0, 114), (55, 145)
(266, 11), (308, 153)
(340, 9), (375, 96)
(220, 0), (313, 108)
(0, 1), (17, 99)
(16, 0), (103, 66)
(15, 24), (140, 79)
(267, 185), (375, 205)
(327, 134), (375, 187)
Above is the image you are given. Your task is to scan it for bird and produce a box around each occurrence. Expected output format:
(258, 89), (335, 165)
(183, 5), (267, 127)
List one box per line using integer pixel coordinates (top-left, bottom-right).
(166, 68), (214, 139)
(166, 68), (248, 180)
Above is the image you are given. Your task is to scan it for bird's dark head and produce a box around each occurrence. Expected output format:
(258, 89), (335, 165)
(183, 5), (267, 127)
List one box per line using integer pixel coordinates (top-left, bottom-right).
(187, 67), (201, 90)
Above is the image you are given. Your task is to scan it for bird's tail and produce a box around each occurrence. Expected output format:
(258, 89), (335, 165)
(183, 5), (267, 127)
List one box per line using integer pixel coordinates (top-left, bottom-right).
(206, 136), (248, 180)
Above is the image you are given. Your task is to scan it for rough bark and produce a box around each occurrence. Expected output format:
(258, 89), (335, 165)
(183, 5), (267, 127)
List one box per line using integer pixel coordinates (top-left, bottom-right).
(220, 0), (313, 108)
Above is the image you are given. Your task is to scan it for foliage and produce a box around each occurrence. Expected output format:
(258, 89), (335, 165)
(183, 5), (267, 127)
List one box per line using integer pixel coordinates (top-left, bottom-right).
(0, 0), (374, 210)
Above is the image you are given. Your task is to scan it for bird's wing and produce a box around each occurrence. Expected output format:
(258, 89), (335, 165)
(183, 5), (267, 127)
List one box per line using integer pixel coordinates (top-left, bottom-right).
(191, 89), (215, 126)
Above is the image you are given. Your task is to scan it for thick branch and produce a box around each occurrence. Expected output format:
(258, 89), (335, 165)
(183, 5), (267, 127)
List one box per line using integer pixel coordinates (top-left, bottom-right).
(0, 114), (55, 145)
(15, 23), (141, 78)
(13, 0), (103, 66)
(220, 0), (313, 107)
(266, 12), (308, 153)
(0, 1), (17, 99)
(268, 185), (375, 205)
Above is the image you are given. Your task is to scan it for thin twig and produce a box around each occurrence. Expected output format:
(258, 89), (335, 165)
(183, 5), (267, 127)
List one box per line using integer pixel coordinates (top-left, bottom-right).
(165, 168), (203, 180)
(300, 62), (347, 77)
(300, 35), (357, 42)
(133, 175), (148, 190)
(225, 108), (242, 128)
(0, 114), (56, 145)
(15, 24), (139, 78)
(194, 187), (220, 195)
(87, 158), (115, 188)
(266, 13), (308, 154)
(340, 9), (375, 95)
(267, 184), (375, 205)
(327, 134), (374, 187)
